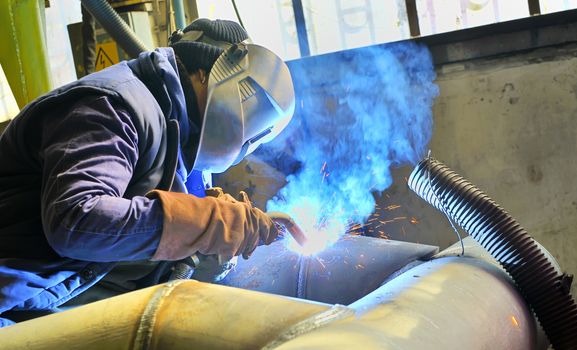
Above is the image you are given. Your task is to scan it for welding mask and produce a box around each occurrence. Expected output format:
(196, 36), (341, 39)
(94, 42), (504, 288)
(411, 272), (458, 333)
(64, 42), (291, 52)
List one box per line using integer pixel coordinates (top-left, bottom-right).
(193, 42), (295, 173)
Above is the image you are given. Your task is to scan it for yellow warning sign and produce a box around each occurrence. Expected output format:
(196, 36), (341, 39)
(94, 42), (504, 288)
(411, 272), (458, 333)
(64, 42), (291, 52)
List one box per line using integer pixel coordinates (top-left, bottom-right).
(95, 41), (120, 71)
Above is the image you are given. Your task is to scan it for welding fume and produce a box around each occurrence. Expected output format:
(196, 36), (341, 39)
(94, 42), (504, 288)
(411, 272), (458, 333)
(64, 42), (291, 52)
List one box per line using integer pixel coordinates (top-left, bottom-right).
(263, 40), (439, 256)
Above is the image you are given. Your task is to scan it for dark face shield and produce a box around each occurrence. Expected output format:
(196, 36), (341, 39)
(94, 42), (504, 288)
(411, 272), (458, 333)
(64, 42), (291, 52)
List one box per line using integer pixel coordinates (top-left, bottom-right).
(193, 43), (295, 173)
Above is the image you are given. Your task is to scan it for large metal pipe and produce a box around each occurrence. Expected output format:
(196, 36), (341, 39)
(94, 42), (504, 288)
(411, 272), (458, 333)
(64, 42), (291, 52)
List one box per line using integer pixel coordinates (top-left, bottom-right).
(0, 237), (547, 350)
(270, 252), (544, 350)
(0, 280), (330, 350)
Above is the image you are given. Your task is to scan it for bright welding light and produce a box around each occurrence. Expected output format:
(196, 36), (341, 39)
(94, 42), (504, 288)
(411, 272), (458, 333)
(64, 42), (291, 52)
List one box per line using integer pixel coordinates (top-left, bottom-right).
(278, 196), (346, 256)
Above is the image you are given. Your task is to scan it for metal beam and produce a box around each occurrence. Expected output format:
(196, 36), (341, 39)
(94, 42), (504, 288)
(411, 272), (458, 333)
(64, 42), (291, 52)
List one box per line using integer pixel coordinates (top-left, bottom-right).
(291, 0), (310, 57)
(405, 0), (420, 37)
(528, 0), (541, 15)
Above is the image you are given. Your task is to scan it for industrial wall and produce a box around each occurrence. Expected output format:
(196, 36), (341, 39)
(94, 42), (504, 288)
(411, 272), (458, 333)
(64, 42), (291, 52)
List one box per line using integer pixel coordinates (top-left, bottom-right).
(428, 42), (577, 296)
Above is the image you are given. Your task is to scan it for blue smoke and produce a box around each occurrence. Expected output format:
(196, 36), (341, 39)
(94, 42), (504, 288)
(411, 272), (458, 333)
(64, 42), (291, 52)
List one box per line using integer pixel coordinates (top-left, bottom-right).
(266, 42), (438, 254)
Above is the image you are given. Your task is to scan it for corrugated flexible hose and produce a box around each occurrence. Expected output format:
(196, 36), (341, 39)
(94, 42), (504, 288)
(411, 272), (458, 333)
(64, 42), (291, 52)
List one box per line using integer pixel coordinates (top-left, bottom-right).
(80, 0), (149, 58)
(408, 157), (577, 350)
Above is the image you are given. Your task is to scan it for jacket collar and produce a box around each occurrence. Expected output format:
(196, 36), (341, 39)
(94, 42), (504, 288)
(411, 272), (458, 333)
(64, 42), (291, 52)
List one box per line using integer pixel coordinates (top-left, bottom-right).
(128, 48), (200, 184)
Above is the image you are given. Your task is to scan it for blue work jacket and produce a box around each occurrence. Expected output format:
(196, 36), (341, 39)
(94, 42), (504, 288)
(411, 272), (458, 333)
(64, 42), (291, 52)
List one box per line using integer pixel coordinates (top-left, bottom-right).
(0, 48), (204, 327)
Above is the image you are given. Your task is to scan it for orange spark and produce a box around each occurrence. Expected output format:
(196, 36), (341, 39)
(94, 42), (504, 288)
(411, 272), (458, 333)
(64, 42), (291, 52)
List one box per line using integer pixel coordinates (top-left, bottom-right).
(378, 232), (385, 238)
(410, 217), (420, 225)
(378, 230), (389, 239)
(510, 315), (519, 327)
(378, 217), (406, 225)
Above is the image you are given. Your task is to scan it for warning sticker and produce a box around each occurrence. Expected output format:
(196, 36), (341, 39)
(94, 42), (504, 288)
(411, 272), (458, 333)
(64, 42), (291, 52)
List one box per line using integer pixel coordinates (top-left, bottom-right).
(95, 42), (120, 71)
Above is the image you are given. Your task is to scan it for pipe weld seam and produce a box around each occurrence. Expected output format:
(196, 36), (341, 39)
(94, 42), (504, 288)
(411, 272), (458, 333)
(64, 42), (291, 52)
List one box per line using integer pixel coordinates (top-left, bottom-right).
(132, 280), (187, 350)
(261, 304), (355, 350)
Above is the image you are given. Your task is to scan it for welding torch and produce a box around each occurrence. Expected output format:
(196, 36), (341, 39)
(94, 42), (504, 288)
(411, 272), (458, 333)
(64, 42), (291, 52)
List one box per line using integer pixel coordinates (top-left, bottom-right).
(268, 212), (308, 246)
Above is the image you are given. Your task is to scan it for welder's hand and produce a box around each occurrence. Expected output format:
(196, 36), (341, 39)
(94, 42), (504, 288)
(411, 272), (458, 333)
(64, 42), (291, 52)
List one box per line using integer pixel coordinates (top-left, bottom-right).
(146, 190), (279, 261)
(205, 188), (271, 259)
(205, 187), (237, 204)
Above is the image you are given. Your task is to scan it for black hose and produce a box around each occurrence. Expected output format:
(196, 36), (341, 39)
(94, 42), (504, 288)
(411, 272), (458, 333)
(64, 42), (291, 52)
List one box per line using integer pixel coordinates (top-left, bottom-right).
(80, 0), (149, 58)
(408, 157), (577, 350)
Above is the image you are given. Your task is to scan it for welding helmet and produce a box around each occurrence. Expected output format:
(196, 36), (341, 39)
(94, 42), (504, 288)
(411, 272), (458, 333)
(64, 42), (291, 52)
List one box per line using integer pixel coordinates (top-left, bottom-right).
(195, 42), (295, 173)
(170, 24), (295, 174)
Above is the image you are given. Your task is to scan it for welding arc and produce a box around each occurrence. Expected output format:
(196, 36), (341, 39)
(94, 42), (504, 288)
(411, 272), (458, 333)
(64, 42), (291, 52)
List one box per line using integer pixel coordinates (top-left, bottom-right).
(267, 212), (308, 246)
(408, 157), (577, 350)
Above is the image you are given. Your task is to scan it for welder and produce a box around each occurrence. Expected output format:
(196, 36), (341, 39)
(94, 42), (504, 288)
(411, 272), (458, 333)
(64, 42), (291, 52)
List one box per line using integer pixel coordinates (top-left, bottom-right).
(0, 18), (295, 327)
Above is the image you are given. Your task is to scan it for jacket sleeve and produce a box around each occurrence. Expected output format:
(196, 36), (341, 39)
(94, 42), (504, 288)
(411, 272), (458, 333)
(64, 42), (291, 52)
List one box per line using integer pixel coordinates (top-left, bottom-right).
(40, 95), (164, 262)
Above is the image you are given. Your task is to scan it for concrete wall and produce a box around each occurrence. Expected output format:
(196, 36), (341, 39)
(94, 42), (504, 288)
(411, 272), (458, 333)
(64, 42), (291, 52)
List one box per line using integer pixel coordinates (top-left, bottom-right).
(428, 44), (577, 295)
(367, 42), (577, 296)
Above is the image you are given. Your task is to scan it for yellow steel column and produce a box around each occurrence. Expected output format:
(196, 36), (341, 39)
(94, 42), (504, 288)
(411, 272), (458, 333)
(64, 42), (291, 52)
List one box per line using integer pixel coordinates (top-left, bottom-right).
(0, 0), (52, 109)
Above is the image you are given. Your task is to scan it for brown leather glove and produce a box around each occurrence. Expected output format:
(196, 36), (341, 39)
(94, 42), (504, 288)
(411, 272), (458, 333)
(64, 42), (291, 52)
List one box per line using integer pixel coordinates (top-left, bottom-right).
(147, 189), (278, 261)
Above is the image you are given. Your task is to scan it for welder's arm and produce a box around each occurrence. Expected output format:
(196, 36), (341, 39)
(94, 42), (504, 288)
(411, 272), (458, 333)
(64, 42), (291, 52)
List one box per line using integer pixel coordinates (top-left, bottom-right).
(146, 190), (279, 260)
(40, 96), (163, 262)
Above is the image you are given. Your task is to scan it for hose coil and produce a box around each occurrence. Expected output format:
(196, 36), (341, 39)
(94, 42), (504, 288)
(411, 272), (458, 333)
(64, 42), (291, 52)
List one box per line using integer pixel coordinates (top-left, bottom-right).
(408, 157), (577, 349)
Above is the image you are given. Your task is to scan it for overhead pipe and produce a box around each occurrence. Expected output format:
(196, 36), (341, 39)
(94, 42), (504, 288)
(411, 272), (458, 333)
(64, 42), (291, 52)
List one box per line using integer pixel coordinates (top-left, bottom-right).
(407, 156), (577, 349)
(80, 0), (149, 58)
(172, 0), (187, 30)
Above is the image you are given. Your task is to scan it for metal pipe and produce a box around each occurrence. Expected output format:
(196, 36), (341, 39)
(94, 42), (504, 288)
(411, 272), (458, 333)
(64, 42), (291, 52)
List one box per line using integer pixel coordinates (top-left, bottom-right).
(80, 0), (149, 58)
(0, 237), (546, 350)
(270, 254), (545, 350)
(172, 0), (187, 30)
(0, 280), (330, 350)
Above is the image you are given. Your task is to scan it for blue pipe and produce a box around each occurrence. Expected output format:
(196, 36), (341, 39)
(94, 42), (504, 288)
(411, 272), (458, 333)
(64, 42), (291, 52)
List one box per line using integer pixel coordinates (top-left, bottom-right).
(172, 0), (187, 30)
